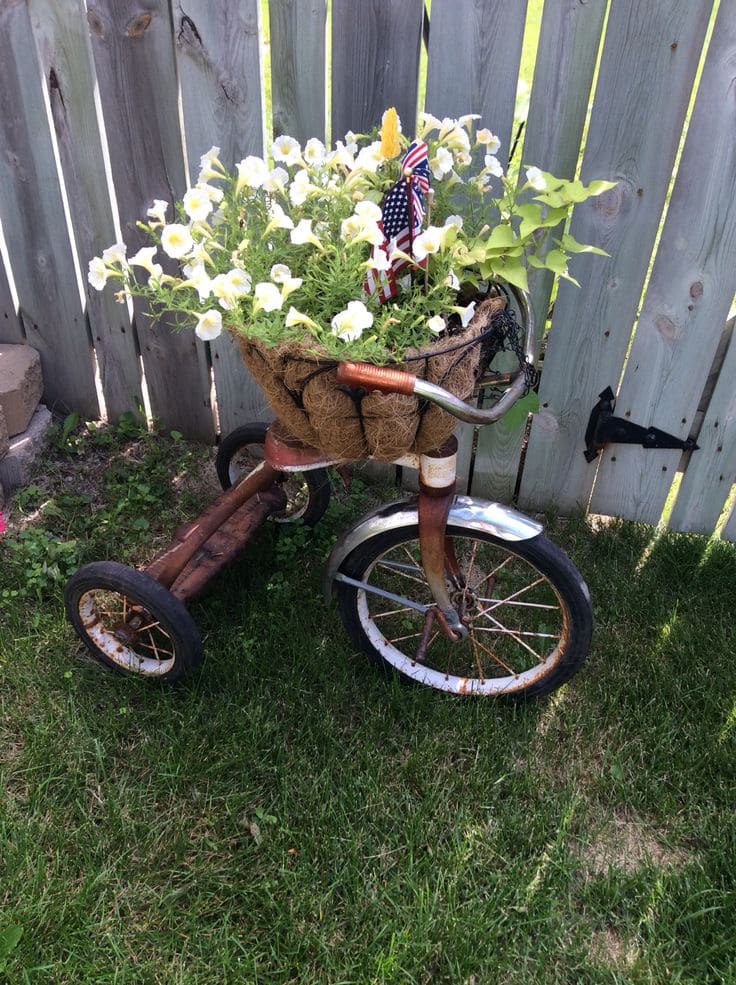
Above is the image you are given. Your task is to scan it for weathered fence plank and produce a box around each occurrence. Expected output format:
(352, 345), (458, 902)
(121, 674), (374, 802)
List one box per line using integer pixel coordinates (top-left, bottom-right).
(270, 0), (326, 143)
(424, 0), (527, 500)
(668, 329), (736, 537)
(0, 250), (23, 344)
(471, 0), (607, 504)
(331, 0), (423, 140)
(590, 0), (736, 522)
(519, 0), (712, 514)
(425, 0), (527, 158)
(29, 0), (144, 422)
(0, 1), (98, 418)
(87, 0), (213, 440)
(174, 0), (271, 436)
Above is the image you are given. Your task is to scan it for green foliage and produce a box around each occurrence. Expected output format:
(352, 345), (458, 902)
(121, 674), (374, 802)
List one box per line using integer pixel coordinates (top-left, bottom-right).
(90, 114), (613, 364)
(4, 527), (80, 597)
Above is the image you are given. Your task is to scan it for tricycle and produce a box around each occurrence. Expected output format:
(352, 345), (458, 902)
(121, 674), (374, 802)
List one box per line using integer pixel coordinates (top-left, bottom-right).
(64, 290), (592, 699)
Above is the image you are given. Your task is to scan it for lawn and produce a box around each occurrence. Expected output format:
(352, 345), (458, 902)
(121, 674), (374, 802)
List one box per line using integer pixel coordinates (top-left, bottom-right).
(0, 420), (735, 984)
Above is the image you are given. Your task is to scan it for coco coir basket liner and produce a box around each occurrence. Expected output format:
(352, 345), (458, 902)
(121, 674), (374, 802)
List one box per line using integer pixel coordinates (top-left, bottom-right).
(237, 294), (507, 462)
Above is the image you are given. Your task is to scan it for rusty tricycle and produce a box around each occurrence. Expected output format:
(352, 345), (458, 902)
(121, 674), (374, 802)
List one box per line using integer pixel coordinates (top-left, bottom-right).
(64, 289), (592, 699)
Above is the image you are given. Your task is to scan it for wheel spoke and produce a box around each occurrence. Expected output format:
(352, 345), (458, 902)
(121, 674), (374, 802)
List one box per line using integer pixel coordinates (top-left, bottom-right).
(477, 577), (547, 616)
(472, 632), (517, 675)
(474, 626), (560, 640)
(473, 554), (513, 592)
(373, 606), (417, 620)
(136, 637), (175, 659)
(481, 611), (546, 663)
(475, 597), (558, 610)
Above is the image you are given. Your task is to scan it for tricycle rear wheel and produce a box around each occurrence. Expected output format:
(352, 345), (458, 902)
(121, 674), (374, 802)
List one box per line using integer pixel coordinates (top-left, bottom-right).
(65, 561), (202, 682)
(216, 423), (330, 526)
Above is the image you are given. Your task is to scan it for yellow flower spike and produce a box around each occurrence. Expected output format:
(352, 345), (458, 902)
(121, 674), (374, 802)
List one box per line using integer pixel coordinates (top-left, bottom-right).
(380, 107), (401, 160)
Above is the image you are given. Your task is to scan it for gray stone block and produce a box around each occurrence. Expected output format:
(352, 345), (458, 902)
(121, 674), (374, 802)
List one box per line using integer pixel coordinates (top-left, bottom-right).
(0, 404), (8, 461)
(0, 404), (52, 492)
(0, 344), (43, 437)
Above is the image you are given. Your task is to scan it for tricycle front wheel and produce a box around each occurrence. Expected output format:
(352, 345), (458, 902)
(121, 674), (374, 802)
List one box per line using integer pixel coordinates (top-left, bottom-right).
(336, 525), (591, 699)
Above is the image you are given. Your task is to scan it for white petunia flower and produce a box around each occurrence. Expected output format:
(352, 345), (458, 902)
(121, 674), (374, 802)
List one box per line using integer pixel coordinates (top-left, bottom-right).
(355, 200), (382, 223)
(102, 242), (127, 266)
(367, 249), (392, 272)
(484, 155), (505, 178)
(418, 112), (442, 138)
(343, 131), (359, 154)
(182, 261), (213, 302)
(236, 155), (269, 192)
(199, 182), (224, 204)
(444, 126), (471, 154)
(285, 306), (321, 332)
(225, 267), (252, 296)
(88, 257), (109, 291)
(198, 146), (222, 181)
(412, 225), (444, 262)
(303, 138), (327, 167)
(330, 300), (373, 342)
(455, 301), (476, 328)
(290, 218), (323, 250)
(525, 166), (546, 191)
(253, 281), (284, 313)
(263, 167), (289, 193)
(289, 169), (312, 206)
(266, 202), (294, 233)
(146, 199), (168, 226)
(183, 186), (214, 222)
(431, 146), (454, 180)
(195, 309), (222, 341)
(161, 223), (194, 259)
(444, 214), (463, 230)
(280, 276), (303, 300)
(129, 246), (163, 279)
(445, 269), (460, 290)
(477, 129), (501, 154)
(341, 214), (383, 246)
(270, 264), (292, 284)
(211, 273), (238, 310)
(272, 134), (302, 166)
(428, 315), (446, 335)
(457, 113), (481, 130)
(327, 141), (356, 169)
(354, 142), (383, 173)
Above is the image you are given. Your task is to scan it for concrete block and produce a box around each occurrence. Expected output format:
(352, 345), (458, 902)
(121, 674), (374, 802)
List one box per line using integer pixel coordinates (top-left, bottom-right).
(0, 404), (52, 492)
(0, 404), (8, 461)
(0, 344), (43, 437)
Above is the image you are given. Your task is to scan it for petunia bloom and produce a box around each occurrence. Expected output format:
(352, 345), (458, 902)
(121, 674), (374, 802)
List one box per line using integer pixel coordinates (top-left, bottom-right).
(195, 309), (223, 340)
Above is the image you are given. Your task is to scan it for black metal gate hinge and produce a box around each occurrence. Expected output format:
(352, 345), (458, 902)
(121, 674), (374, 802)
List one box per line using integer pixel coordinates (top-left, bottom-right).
(584, 386), (699, 463)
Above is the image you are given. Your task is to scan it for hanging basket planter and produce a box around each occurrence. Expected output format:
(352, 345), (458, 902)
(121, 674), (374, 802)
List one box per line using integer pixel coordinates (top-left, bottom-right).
(237, 293), (507, 461)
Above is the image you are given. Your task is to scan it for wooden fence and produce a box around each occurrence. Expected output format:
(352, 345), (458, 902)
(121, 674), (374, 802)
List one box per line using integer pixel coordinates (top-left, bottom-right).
(0, 0), (734, 542)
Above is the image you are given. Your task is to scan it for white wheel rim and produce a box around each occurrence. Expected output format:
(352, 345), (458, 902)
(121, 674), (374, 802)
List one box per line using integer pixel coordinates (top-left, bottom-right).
(78, 590), (177, 676)
(355, 537), (569, 696)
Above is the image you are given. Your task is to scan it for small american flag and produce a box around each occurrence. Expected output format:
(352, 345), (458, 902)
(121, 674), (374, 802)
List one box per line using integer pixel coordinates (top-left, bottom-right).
(365, 141), (431, 303)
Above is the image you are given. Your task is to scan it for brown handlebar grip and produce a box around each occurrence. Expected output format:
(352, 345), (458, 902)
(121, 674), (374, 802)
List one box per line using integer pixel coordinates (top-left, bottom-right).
(336, 361), (417, 396)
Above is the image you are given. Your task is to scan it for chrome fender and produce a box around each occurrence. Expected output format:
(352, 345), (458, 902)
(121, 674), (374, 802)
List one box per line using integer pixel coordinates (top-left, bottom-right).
(324, 495), (543, 602)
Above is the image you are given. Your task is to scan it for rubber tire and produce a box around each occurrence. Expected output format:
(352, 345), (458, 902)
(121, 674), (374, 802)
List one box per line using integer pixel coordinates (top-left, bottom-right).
(65, 561), (203, 683)
(336, 524), (592, 700)
(215, 423), (330, 527)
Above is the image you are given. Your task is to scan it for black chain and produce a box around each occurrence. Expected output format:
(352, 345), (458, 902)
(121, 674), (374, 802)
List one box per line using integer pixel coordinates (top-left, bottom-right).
(491, 305), (538, 395)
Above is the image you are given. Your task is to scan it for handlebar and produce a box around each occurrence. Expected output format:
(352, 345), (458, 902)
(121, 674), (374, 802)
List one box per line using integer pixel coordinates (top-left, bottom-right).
(336, 287), (537, 426)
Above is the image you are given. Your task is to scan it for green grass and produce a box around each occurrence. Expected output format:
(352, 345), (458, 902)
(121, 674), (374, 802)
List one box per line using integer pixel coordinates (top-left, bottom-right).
(1, 424), (736, 983)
